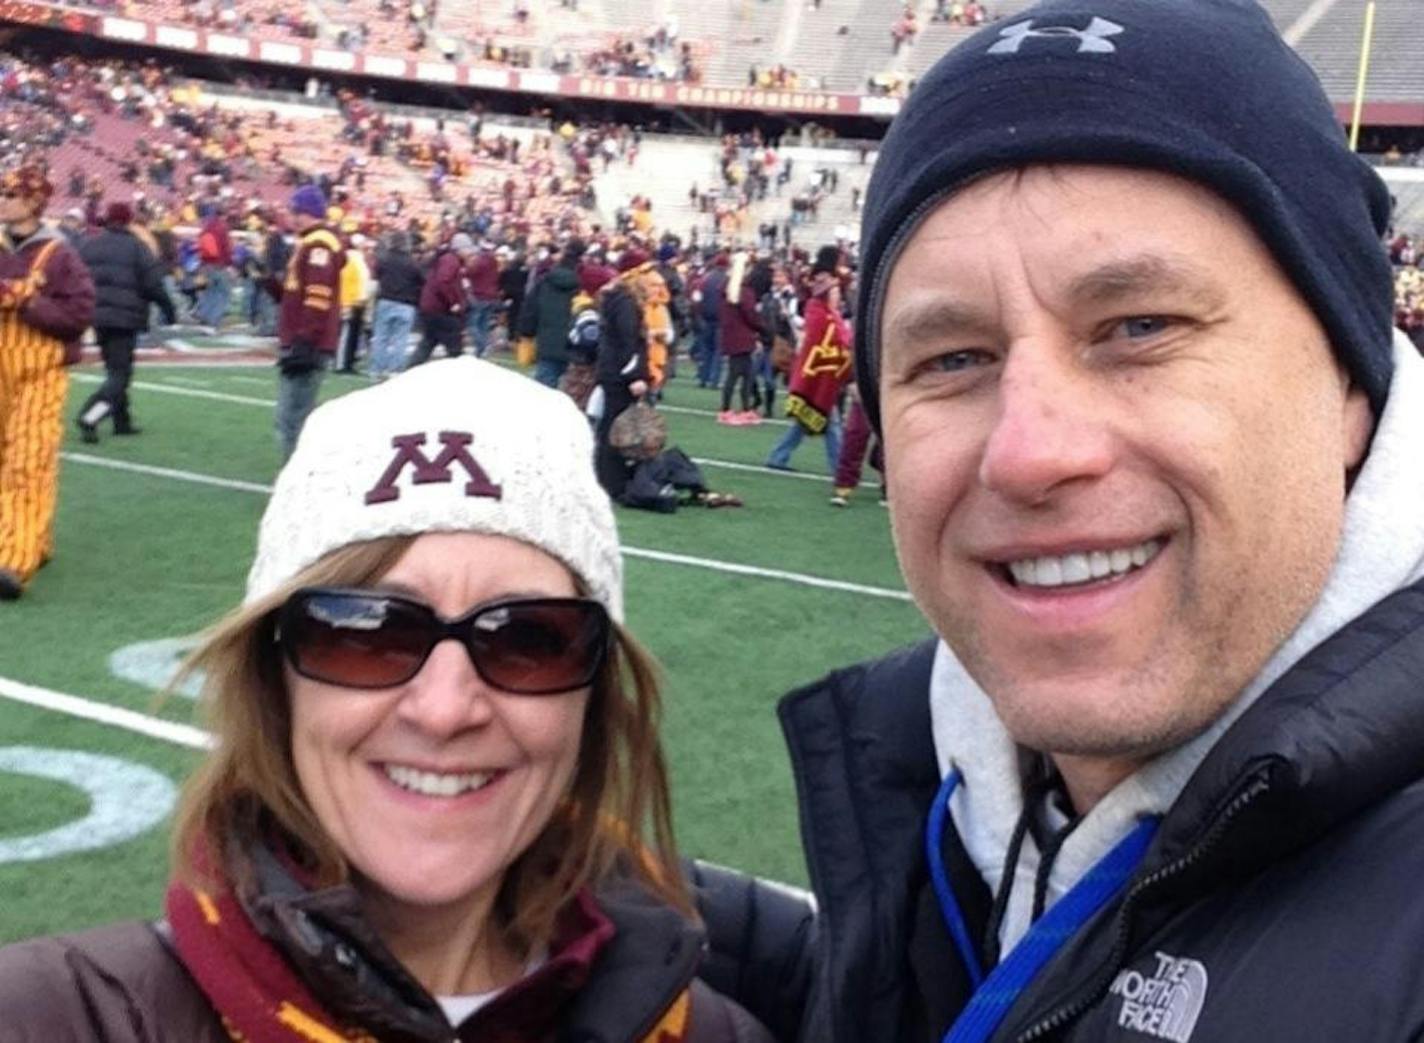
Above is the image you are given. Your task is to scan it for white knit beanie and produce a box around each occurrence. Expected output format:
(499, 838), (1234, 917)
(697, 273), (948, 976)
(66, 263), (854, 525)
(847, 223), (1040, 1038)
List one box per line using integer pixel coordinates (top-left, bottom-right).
(245, 357), (624, 620)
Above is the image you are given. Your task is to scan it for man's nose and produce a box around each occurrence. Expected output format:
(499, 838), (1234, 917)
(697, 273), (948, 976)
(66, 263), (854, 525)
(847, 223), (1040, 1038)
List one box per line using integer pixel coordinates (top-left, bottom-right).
(977, 342), (1114, 504)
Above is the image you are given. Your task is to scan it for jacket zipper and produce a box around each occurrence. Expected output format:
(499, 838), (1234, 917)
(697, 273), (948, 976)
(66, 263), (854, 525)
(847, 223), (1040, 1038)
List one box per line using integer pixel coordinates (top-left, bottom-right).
(1013, 772), (1272, 1042)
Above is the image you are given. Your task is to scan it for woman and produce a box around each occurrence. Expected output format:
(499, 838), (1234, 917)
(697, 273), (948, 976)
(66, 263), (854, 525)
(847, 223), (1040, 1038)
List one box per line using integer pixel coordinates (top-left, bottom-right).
(0, 358), (771, 1043)
(716, 251), (765, 426)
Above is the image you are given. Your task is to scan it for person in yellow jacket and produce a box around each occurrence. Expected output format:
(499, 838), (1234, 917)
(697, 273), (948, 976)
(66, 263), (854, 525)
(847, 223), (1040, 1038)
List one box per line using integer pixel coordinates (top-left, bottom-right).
(0, 165), (96, 600)
(631, 251), (673, 392)
(336, 229), (371, 373)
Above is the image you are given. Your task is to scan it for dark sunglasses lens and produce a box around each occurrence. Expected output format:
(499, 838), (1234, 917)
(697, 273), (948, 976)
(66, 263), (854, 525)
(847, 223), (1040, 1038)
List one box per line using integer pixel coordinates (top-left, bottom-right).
(471, 601), (607, 694)
(287, 594), (431, 687)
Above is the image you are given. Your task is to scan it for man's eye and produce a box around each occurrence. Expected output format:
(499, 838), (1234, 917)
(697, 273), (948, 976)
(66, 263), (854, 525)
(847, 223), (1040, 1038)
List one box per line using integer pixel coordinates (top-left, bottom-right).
(928, 349), (991, 373)
(1114, 316), (1171, 340)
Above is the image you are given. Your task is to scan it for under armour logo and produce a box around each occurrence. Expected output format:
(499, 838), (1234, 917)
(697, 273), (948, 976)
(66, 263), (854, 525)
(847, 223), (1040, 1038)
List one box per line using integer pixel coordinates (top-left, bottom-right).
(364, 431), (503, 505)
(987, 16), (1124, 55)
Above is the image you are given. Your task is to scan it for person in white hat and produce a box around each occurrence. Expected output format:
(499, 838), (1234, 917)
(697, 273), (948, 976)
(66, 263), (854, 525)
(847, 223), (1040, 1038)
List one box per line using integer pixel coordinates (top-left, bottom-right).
(0, 358), (774, 1043)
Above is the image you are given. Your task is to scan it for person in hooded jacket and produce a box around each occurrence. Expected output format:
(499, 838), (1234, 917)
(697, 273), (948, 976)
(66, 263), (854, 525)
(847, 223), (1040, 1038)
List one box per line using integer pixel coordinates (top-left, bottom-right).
(518, 239), (583, 389)
(76, 201), (176, 442)
(593, 251), (650, 499)
(0, 358), (774, 1043)
(703, 2), (1424, 1041)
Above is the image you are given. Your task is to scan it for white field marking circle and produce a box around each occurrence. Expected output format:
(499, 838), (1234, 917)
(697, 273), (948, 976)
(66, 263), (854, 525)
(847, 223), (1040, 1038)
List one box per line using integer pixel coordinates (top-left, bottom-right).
(0, 746), (177, 863)
(60, 454), (911, 602)
(109, 637), (205, 700)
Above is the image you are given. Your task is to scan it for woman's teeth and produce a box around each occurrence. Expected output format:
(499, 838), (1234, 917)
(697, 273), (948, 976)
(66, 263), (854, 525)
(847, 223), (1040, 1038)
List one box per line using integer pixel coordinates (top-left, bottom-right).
(1006, 538), (1163, 589)
(383, 764), (494, 797)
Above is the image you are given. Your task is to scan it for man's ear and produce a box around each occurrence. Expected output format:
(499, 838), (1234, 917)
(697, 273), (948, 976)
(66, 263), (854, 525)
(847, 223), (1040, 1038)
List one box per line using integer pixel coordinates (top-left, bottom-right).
(1342, 382), (1373, 473)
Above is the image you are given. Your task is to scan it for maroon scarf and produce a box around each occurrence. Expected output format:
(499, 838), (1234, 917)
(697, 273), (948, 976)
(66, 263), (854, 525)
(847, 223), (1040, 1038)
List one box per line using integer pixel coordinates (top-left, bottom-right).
(166, 874), (615, 1043)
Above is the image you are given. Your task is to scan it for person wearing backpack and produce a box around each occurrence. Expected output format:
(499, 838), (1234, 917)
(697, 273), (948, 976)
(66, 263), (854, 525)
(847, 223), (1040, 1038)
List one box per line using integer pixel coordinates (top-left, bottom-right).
(563, 290), (602, 412)
(518, 239), (583, 389)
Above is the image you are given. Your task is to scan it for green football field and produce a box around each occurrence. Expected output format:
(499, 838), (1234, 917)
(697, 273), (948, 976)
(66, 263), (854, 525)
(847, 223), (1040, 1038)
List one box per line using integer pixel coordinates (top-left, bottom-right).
(0, 344), (927, 944)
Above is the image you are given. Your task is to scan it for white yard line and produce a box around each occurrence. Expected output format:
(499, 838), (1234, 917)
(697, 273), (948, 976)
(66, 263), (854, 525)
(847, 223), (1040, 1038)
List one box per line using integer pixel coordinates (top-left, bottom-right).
(0, 676), (212, 750)
(68, 376), (876, 487)
(61, 454), (912, 601)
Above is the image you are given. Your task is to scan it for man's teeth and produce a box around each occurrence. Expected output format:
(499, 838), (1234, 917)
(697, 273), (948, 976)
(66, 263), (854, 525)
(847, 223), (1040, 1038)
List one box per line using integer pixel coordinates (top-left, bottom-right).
(1007, 539), (1162, 589)
(383, 764), (494, 797)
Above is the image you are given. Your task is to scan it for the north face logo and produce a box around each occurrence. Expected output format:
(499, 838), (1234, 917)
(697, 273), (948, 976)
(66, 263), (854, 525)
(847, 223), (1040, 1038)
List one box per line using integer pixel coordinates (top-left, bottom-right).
(1109, 952), (1208, 1042)
(364, 431), (503, 505)
(987, 16), (1124, 54)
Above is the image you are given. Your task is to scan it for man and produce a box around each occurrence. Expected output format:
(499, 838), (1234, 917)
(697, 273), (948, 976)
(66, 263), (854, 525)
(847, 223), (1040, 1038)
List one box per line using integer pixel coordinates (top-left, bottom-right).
(367, 229), (423, 380)
(253, 214), (290, 337)
(0, 165), (95, 599)
(517, 238), (582, 389)
(733, 1), (1424, 1039)
(76, 201), (176, 442)
(274, 185), (343, 461)
(409, 231), (474, 366)
(194, 202), (233, 331)
(463, 238), (501, 358)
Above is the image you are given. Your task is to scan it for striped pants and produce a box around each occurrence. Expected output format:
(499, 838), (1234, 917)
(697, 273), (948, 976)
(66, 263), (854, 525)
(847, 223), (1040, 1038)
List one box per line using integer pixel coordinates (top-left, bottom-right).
(0, 313), (67, 585)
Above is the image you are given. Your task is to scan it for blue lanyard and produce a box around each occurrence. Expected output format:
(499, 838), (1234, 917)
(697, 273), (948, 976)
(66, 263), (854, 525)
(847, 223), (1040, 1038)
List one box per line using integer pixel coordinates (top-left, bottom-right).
(927, 770), (1159, 1043)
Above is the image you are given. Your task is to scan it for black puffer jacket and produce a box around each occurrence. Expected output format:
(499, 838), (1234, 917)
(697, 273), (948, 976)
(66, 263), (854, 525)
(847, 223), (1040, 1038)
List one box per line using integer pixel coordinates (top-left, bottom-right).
(375, 246), (425, 306)
(77, 226), (174, 332)
(759, 578), (1424, 1042)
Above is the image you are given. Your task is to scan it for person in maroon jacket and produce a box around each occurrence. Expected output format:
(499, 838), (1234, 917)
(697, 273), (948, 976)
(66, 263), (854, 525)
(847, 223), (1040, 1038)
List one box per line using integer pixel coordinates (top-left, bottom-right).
(0, 164), (95, 599)
(274, 184), (344, 461)
(464, 240), (502, 358)
(410, 232), (476, 366)
(716, 252), (765, 425)
(194, 201), (234, 330)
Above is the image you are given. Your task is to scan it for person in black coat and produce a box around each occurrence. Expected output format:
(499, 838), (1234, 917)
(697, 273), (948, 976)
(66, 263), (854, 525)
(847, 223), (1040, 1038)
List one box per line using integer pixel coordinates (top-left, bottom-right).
(76, 202), (175, 441)
(593, 252), (649, 499)
(517, 239), (583, 389)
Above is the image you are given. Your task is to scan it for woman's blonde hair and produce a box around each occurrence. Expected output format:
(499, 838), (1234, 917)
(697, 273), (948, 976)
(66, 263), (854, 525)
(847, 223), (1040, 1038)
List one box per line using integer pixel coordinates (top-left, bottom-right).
(170, 535), (690, 952)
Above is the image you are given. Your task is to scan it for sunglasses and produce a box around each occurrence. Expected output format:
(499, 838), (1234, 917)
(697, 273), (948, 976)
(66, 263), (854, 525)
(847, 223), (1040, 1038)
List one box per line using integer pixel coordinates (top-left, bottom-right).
(275, 587), (610, 694)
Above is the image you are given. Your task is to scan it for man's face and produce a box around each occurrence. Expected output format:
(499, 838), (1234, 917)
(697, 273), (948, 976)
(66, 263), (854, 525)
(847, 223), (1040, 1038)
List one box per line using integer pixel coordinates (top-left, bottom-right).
(0, 190), (37, 227)
(879, 165), (1372, 767)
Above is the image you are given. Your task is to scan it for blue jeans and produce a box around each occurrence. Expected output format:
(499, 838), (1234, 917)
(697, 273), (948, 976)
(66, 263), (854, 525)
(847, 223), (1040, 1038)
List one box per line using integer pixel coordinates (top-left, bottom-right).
(197, 266), (231, 327)
(465, 300), (498, 357)
(252, 289), (279, 336)
(369, 299), (416, 377)
(534, 356), (567, 389)
(695, 321), (722, 387)
(766, 409), (843, 473)
(276, 357), (328, 461)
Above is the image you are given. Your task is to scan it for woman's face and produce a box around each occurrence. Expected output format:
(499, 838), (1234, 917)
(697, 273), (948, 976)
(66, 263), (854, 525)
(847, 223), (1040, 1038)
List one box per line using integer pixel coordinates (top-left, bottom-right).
(286, 532), (590, 915)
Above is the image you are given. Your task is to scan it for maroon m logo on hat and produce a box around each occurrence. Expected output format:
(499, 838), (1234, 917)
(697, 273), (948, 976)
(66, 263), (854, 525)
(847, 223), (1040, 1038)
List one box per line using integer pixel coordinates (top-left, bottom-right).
(364, 432), (503, 505)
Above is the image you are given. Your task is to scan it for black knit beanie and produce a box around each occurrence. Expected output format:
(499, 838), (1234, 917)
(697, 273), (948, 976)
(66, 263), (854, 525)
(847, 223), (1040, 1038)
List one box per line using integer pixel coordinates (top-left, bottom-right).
(855, 0), (1394, 432)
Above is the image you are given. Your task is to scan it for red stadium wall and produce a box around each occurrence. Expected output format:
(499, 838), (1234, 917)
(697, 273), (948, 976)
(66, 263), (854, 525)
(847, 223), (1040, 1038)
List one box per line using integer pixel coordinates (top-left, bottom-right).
(0, 0), (906, 119)
(4, 1), (1422, 127)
